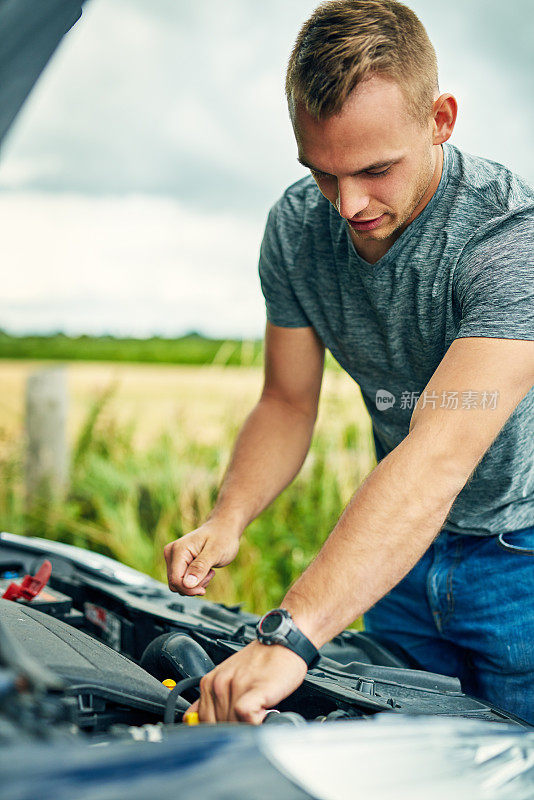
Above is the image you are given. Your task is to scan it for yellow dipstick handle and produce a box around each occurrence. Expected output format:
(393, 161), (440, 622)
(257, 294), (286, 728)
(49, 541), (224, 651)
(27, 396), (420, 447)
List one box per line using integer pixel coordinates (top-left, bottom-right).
(162, 679), (176, 689)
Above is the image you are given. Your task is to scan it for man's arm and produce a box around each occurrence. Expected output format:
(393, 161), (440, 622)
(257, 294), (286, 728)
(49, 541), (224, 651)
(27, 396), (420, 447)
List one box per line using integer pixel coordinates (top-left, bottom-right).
(164, 322), (324, 595)
(284, 336), (534, 646)
(188, 335), (534, 723)
(209, 322), (325, 532)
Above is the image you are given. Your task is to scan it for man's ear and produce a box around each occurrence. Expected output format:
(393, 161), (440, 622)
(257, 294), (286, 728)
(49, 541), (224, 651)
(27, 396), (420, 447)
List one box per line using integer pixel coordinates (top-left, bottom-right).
(431, 93), (457, 145)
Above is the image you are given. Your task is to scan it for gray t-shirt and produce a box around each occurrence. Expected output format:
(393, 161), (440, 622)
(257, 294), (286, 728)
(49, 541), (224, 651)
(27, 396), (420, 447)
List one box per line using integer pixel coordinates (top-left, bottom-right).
(258, 143), (534, 536)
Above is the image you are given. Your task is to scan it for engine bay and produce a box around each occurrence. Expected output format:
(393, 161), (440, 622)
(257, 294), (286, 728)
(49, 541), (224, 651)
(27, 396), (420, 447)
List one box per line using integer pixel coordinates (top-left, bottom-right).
(0, 531), (530, 744)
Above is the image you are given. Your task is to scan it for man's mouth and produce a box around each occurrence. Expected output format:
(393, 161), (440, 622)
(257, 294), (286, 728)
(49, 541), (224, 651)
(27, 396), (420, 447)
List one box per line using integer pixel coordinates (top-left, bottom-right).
(348, 214), (385, 232)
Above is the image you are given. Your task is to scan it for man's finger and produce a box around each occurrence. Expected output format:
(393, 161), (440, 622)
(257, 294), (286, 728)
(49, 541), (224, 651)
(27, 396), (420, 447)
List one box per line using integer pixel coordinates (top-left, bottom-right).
(198, 675), (217, 723)
(165, 543), (195, 591)
(165, 542), (215, 595)
(183, 555), (215, 588)
(180, 569), (216, 597)
(187, 568), (215, 589)
(233, 689), (269, 725)
(211, 671), (233, 721)
(196, 569), (216, 589)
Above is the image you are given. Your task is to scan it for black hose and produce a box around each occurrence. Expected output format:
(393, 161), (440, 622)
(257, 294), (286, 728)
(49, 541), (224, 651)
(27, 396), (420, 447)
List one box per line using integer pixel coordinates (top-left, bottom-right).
(163, 675), (203, 724)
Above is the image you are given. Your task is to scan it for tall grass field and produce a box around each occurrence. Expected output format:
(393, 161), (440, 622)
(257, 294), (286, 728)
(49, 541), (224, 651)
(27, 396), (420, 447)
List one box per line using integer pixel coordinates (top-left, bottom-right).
(0, 357), (375, 616)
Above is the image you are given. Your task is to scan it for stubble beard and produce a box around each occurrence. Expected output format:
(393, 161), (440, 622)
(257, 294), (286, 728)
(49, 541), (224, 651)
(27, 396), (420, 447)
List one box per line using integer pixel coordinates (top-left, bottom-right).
(355, 150), (436, 244)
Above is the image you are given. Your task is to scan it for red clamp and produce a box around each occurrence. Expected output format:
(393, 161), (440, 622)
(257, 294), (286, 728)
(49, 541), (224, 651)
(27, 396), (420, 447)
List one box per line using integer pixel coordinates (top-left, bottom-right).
(2, 559), (52, 602)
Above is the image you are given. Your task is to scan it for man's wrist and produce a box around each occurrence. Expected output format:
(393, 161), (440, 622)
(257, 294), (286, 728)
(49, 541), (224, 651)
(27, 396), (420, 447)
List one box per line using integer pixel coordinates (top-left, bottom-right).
(251, 639), (311, 671)
(205, 509), (246, 539)
(280, 598), (327, 650)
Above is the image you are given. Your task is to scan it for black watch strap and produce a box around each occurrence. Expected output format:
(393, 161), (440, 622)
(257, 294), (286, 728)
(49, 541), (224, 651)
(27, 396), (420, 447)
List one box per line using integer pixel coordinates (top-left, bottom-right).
(256, 609), (320, 669)
(284, 624), (321, 668)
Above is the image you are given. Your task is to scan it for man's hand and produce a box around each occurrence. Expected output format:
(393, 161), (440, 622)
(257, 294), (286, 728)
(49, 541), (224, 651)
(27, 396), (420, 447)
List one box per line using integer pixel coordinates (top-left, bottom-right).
(184, 641), (308, 724)
(164, 521), (240, 596)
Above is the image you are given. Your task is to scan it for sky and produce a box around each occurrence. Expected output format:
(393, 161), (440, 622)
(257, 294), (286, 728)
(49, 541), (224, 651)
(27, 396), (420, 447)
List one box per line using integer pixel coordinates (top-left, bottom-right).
(0, 0), (532, 338)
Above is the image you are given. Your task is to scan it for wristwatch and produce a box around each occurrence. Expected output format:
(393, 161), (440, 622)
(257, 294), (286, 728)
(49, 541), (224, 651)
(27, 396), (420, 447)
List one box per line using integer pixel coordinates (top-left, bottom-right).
(256, 608), (320, 669)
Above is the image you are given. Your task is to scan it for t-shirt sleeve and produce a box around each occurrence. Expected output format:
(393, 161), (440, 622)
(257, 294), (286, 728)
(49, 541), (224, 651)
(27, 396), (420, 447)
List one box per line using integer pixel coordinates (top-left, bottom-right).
(453, 210), (534, 341)
(258, 202), (311, 328)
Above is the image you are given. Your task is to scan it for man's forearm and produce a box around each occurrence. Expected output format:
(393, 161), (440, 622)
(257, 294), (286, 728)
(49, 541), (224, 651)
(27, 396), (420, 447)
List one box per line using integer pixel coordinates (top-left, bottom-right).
(208, 395), (316, 535)
(282, 426), (467, 648)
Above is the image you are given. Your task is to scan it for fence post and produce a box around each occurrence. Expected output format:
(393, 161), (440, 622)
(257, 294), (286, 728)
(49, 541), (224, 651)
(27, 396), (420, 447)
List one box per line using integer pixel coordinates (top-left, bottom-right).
(25, 367), (69, 508)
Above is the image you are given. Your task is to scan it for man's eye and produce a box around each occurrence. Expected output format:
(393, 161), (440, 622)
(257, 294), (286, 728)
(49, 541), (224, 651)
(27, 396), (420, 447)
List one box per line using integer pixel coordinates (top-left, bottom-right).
(366, 167), (391, 177)
(310, 170), (332, 179)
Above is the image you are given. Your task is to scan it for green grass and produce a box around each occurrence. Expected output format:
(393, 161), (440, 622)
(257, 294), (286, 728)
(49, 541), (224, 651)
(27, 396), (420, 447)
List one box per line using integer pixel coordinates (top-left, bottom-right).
(0, 332), (263, 366)
(0, 387), (374, 618)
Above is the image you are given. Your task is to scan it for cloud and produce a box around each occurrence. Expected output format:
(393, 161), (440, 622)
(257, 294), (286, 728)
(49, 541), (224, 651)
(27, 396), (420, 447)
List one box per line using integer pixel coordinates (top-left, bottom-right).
(0, 0), (531, 337)
(0, 0), (530, 208)
(0, 191), (266, 337)
(0, 0), (318, 214)
(411, 0), (533, 180)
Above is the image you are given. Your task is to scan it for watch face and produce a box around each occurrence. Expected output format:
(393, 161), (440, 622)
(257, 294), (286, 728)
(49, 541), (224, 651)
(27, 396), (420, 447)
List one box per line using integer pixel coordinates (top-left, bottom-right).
(261, 610), (283, 635)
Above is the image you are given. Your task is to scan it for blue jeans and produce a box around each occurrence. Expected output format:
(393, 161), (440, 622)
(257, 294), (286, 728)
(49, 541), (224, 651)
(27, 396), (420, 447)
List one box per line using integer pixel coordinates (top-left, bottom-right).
(364, 526), (534, 724)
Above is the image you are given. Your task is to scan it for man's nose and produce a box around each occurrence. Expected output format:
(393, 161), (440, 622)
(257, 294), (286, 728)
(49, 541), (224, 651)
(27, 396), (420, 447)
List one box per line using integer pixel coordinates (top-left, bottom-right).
(335, 178), (370, 219)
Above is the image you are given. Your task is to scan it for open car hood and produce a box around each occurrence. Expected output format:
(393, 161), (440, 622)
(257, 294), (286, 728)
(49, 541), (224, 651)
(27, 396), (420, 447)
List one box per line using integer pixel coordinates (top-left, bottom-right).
(0, 0), (85, 151)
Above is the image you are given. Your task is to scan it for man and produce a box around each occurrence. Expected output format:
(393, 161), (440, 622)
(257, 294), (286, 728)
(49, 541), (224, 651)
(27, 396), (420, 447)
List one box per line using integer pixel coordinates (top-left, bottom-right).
(164, 0), (534, 724)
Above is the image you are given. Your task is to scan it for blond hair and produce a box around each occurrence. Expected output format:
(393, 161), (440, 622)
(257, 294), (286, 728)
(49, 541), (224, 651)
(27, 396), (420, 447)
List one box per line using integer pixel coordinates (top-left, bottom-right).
(286, 0), (439, 125)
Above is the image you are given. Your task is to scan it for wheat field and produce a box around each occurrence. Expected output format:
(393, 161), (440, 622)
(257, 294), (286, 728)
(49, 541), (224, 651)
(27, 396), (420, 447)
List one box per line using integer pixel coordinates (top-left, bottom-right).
(0, 359), (374, 614)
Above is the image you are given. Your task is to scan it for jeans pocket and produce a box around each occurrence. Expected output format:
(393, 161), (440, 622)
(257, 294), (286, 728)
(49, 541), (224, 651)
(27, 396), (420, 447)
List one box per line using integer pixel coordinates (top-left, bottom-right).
(497, 526), (534, 556)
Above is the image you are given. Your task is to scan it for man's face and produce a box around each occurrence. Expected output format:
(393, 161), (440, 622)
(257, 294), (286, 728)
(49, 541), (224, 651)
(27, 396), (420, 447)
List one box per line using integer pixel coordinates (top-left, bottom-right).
(293, 75), (440, 262)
